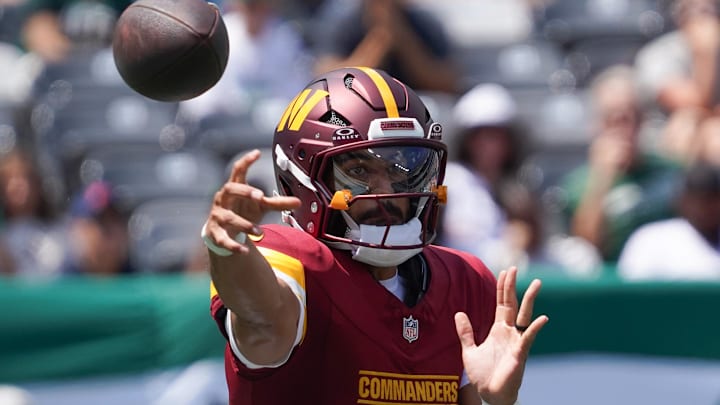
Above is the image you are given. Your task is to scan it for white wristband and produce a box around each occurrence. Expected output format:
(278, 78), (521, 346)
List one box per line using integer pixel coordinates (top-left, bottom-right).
(201, 222), (247, 257)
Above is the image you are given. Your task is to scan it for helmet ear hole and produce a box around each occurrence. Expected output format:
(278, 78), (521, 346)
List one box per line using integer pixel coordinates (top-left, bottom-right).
(278, 176), (293, 197)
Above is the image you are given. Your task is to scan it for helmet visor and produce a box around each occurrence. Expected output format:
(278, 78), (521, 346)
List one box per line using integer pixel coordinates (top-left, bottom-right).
(327, 146), (441, 196)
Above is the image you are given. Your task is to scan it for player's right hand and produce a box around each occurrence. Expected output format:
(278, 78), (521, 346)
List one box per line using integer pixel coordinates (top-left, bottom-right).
(204, 149), (302, 255)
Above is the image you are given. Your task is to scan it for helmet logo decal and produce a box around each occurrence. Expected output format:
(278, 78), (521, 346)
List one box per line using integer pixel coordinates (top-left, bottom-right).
(357, 67), (399, 118)
(277, 89), (330, 132)
(368, 118), (424, 139)
(333, 127), (361, 145)
(429, 123), (443, 140)
(380, 121), (415, 130)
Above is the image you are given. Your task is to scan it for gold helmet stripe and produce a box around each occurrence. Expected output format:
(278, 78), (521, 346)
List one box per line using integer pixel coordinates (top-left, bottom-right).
(357, 67), (399, 118)
(276, 89), (330, 132)
(277, 89), (308, 131)
(289, 90), (329, 131)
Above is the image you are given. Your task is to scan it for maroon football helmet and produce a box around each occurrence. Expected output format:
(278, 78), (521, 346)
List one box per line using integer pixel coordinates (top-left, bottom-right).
(272, 67), (447, 262)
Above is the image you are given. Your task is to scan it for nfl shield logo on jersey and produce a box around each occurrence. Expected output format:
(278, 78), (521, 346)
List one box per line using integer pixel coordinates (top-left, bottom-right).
(403, 316), (419, 343)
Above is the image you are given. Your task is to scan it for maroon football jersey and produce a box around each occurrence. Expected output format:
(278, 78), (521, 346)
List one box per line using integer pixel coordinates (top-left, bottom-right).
(210, 224), (496, 405)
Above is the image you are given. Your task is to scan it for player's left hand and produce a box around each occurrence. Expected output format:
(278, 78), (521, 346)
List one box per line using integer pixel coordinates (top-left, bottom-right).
(454, 267), (548, 405)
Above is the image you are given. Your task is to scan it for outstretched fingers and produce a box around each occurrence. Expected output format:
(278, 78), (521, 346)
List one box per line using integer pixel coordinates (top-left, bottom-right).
(261, 194), (303, 212)
(496, 269), (506, 309)
(515, 278), (549, 351)
(454, 312), (477, 350)
(519, 314), (549, 353)
(516, 279), (542, 328)
(205, 206), (257, 255)
(204, 149), (303, 256)
(496, 267), (520, 326)
(495, 269), (549, 339)
(229, 149), (262, 184)
(229, 149), (302, 211)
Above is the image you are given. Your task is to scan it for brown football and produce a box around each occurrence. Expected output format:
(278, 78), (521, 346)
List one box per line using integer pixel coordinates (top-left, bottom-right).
(112, 0), (229, 102)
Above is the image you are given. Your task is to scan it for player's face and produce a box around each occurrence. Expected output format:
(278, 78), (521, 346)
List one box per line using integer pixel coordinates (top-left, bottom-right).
(327, 145), (441, 226)
(347, 196), (411, 226)
(335, 151), (411, 225)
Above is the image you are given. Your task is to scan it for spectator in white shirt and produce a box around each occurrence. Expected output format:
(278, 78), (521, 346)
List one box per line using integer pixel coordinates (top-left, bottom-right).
(437, 83), (524, 273)
(618, 161), (720, 280)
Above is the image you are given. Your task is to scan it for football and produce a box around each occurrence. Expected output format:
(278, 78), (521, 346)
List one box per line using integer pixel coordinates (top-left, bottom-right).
(112, 0), (229, 102)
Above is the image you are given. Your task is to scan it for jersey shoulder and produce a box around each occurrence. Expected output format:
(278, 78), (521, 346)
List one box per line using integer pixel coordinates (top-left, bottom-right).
(255, 224), (336, 272)
(425, 244), (495, 281)
(424, 244), (497, 338)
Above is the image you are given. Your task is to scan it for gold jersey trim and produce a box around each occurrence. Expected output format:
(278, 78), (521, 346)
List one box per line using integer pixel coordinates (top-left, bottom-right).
(209, 247), (308, 340)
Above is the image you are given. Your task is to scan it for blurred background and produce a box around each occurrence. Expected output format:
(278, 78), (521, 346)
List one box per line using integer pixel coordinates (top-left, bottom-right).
(1, 0), (720, 403)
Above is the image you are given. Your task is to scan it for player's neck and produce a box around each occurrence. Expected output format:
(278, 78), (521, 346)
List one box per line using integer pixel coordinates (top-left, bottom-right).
(369, 266), (399, 281)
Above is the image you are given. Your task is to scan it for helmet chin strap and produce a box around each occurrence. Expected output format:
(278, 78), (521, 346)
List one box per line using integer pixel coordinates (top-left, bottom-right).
(286, 209), (422, 267)
(341, 212), (423, 267)
(321, 195), (432, 267)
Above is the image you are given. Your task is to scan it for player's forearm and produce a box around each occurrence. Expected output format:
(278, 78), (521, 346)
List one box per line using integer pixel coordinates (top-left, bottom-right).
(209, 243), (300, 365)
(209, 242), (294, 331)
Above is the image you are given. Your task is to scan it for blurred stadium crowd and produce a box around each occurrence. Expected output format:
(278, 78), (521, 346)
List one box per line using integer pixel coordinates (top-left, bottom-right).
(0, 0), (719, 281)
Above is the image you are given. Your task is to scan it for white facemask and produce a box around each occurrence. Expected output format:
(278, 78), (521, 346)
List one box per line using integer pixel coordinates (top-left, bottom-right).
(346, 217), (424, 267)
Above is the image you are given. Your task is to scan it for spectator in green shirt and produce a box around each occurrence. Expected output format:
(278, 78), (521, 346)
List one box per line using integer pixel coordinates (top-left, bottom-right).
(559, 65), (683, 263)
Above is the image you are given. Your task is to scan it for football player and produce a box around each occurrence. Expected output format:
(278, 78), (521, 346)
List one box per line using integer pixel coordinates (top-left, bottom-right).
(204, 67), (548, 405)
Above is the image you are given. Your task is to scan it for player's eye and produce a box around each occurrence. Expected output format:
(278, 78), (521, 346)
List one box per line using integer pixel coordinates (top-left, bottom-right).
(342, 160), (370, 181)
(346, 165), (369, 180)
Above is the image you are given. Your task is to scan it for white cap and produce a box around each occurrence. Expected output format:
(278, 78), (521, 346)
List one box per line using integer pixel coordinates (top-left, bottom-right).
(452, 83), (517, 130)
(0, 386), (34, 405)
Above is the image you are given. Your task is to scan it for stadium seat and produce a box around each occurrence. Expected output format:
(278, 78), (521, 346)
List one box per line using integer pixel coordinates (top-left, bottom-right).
(455, 39), (565, 91)
(536, 0), (666, 46)
(30, 81), (181, 195)
(40, 91), (180, 156)
(127, 196), (210, 273)
(509, 86), (592, 195)
(565, 36), (648, 86)
(0, 103), (18, 154)
(523, 142), (590, 191)
(27, 47), (183, 198)
(511, 87), (591, 145)
(412, 0), (534, 47)
(0, 3), (23, 45)
(0, 101), (13, 125)
(31, 47), (126, 92)
(76, 145), (225, 213)
(188, 109), (278, 161)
